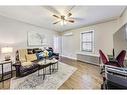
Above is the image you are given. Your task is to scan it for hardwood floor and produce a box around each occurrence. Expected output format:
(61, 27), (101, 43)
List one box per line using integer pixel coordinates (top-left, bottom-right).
(59, 57), (102, 89)
(0, 57), (102, 89)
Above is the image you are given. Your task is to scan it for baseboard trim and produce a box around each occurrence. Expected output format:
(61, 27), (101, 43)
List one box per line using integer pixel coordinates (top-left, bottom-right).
(60, 55), (99, 66)
(77, 59), (99, 66)
(60, 55), (77, 60)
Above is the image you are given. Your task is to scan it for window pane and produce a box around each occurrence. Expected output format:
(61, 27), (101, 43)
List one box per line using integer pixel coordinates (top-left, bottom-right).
(82, 32), (92, 42)
(82, 43), (92, 51)
(81, 31), (93, 52)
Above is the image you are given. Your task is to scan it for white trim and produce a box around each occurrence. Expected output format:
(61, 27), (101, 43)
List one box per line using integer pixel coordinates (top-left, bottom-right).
(63, 32), (73, 36)
(76, 52), (99, 57)
(60, 55), (77, 60)
(80, 30), (94, 53)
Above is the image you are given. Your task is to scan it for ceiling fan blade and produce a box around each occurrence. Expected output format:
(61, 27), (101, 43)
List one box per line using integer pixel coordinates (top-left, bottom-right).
(67, 13), (72, 17)
(53, 21), (60, 24)
(66, 20), (74, 23)
(53, 15), (60, 18)
(69, 17), (85, 21)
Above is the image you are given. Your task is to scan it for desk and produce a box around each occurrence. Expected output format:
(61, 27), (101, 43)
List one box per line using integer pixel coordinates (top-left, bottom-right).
(0, 60), (13, 82)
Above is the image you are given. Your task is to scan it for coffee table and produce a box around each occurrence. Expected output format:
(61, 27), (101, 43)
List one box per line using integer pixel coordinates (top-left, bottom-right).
(49, 58), (59, 72)
(37, 58), (58, 80)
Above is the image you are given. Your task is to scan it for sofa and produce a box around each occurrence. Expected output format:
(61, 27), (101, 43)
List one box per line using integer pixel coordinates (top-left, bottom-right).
(13, 47), (59, 77)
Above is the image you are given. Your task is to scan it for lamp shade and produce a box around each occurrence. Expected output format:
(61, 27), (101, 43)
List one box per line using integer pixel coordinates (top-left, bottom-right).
(1, 47), (13, 53)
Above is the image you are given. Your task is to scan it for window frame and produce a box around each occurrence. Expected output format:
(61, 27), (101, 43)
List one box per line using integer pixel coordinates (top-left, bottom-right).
(80, 30), (94, 52)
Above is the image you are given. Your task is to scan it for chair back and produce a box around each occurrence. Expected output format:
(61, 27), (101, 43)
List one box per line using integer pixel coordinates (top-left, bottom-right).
(116, 50), (126, 67)
(99, 50), (109, 64)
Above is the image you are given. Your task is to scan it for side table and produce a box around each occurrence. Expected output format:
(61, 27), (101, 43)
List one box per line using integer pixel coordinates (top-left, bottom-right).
(0, 60), (13, 82)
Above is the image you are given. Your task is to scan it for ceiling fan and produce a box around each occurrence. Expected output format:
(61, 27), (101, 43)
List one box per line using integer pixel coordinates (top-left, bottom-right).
(43, 6), (84, 26)
(52, 12), (74, 25)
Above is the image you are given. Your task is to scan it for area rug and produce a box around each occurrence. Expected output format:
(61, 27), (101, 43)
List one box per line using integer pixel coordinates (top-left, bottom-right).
(10, 62), (77, 89)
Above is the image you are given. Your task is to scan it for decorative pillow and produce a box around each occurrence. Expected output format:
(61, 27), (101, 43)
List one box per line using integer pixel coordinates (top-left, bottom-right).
(21, 61), (32, 66)
(36, 52), (44, 60)
(48, 51), (53, 57)
(43, 50), (49, 57)
(33, 48), (42, 53)
(25, 54), (37, 62)
(27, 49), (33, 54)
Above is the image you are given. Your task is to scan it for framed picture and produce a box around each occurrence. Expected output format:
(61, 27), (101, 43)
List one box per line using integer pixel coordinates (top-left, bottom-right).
(27, 31), (47, 46)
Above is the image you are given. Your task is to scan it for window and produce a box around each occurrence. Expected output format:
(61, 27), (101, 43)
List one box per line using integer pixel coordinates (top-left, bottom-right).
(53, 37), (59, 53)
(81, 31), (94, 52)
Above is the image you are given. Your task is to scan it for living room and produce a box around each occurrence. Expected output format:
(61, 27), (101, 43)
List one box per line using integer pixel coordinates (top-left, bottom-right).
(0, 4), (127, 92)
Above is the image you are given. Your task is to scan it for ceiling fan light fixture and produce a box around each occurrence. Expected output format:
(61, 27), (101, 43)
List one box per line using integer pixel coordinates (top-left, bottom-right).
(64, 20), (67, 25)
(60, 20), (67, 26)
(60, 20), (62, 25)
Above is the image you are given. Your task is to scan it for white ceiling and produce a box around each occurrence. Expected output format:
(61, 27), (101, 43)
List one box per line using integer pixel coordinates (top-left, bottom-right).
(0, 6), (125, 32)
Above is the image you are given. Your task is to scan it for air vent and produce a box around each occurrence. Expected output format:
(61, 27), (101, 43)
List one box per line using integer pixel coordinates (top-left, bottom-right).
(64, 32), (73, 36)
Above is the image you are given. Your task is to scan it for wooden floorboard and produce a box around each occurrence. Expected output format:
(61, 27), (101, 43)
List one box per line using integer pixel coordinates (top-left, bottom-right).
(0, 57), (102, 89)
(59, 57), (102, 89)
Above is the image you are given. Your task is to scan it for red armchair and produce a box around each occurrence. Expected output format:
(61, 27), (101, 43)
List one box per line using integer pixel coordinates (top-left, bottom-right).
(116, 50), (126, 67)
(99, 50), (122, 74)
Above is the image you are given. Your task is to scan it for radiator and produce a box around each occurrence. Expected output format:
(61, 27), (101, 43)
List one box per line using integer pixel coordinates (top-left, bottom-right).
(77, 53), (100, 66)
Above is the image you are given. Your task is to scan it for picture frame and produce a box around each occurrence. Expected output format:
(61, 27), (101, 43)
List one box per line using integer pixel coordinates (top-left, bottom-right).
(27, 31), (47, 46)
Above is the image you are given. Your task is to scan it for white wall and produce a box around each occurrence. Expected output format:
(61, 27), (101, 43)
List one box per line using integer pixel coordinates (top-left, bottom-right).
(0, 15), (60, 60)
(61, 8), (127, 60)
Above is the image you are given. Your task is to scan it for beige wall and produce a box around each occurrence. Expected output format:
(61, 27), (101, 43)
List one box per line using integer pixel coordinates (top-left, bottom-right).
(113, 25), (127, 57)
(61, 9), (127, 59)
(117, 9), (127, 29)
(113, 9), (127, 57)
(0, 15), (61, 60)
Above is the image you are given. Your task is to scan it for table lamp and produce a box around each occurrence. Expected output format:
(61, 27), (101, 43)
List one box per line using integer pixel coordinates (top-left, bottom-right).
(1, 47), (13, 61)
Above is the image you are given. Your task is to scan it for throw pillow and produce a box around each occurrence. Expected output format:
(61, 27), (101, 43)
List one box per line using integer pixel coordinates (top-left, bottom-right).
(48, 51), (53, 57)
(26, 54), (37, 62)
(43, 50), (49, 57)
(27, 49), (33, 54)
(36, 52), (44, 60)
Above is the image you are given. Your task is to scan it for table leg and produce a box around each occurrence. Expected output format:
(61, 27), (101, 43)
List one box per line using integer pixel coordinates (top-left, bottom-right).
(38, 67), (40, 76)
(43, 68), (45, 80)
(11, 62), (13, 78)
(2, 64), (3, 81)
(52, 64), (54, 72)
(49, 65), (51, 75)
(1, 64), (5, 88)
(57, 62), (58, 71)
